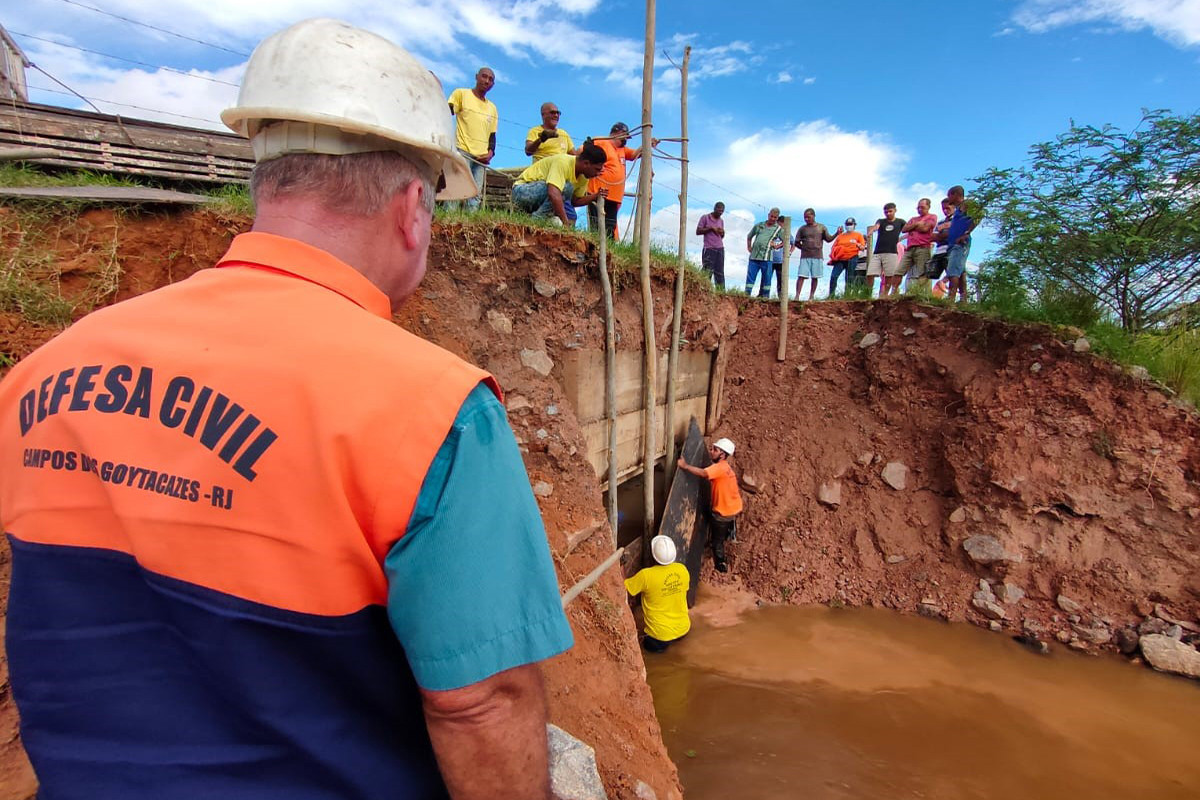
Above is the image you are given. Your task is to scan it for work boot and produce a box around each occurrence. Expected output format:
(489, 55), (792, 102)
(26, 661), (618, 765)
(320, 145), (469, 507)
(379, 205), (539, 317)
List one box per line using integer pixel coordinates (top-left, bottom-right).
(715, 560), (729, 573)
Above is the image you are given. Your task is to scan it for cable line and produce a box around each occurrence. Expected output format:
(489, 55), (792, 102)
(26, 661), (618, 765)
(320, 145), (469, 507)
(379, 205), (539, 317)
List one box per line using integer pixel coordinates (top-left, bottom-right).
(26, 83), (221, 124)
(13, 31), (240, 87)
(53, 0), (251, 57)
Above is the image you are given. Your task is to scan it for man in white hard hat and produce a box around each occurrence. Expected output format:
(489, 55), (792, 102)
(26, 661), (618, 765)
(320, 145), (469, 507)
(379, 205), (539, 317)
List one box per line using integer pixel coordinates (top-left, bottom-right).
(676, 437), (744, 573)
(624, 535), (691, 652)
(0, 19), (571, 800)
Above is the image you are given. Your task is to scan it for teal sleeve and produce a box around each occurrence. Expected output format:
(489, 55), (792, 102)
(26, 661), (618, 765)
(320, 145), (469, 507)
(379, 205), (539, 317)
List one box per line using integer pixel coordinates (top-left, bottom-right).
(384, 382), (574, 691)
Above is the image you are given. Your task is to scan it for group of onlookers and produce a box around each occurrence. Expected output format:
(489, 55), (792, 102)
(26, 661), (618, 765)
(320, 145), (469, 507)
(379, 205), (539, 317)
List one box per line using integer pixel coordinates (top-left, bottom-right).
(694, 185), (982, 302)
(446, 66), (649, 234)
(446, 65), (982, 301)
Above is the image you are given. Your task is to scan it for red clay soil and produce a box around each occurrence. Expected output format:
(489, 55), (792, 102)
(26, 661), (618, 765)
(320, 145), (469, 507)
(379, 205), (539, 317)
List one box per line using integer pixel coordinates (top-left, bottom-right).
(703, 300), (1200, 646)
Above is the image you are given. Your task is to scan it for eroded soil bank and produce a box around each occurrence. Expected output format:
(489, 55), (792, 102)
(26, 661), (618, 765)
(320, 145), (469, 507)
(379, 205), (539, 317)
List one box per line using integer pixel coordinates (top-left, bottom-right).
(702, 301), (1200, 655)
(2, 207), (1198, 800)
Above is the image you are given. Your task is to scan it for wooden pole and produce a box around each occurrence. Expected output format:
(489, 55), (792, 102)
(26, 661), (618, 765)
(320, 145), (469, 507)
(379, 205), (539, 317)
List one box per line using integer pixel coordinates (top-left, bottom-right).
(776, 215), (792, 361)
(561, 548), (625, 607)
(596, 201), (619, 545)
(637, 0), (657, 558)
(665, 46), (690, 482)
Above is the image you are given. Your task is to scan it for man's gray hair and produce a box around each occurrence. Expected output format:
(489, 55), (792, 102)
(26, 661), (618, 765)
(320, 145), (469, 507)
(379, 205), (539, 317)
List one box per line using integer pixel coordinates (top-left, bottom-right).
(251, 150), (436, 216)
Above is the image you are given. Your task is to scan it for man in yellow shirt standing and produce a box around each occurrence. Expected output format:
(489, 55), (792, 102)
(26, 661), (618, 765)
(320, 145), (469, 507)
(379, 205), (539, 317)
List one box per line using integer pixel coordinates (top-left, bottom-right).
(447, 67), (497, 210)
(625, 536), (691, 653)
(512, 144), (606, 226)
(677, 437), (744, 573)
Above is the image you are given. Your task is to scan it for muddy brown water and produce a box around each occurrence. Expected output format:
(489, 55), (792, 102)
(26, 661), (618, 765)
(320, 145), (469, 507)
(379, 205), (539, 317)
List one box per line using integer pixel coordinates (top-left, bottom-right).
(645, 603), (1200, 799)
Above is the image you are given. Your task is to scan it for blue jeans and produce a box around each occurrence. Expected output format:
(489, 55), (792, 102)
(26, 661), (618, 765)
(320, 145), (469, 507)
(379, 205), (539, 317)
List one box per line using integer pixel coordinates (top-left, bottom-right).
(512, 180), (576, 220)
(448, 149), (487, 211)
(745, 259), (773, 297)
(946, 242), (970, 277)
(829, 257), (857, 295)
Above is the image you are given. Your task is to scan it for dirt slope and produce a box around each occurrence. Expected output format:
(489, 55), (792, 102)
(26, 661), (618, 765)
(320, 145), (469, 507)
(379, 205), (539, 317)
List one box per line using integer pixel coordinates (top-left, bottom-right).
(705, 300), (1200, 645)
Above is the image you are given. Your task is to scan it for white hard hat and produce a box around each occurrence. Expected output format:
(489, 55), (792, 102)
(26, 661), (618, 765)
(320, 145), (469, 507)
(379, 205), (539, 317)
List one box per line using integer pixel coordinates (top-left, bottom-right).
(221, 18), (476, 200)
(650, 535), (677, 566)
(713, 438), (735, 456)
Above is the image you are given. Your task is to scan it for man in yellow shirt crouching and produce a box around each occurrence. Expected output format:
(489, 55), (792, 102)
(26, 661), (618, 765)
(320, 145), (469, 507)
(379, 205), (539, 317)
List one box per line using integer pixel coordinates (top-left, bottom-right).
(624, 535), (691, 653)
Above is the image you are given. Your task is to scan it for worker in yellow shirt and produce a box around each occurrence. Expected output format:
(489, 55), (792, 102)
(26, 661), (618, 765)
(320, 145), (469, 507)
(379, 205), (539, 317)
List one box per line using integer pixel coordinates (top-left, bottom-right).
(676, 437), (744, 573)
(624, 536), (691, 653)
(447, 67), (498, 210)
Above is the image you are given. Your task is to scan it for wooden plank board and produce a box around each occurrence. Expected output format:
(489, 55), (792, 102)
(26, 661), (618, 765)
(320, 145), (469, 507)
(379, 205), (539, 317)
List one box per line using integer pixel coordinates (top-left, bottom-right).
(656, 417), (712, 605)
(561, 349), (712, 425)
(0, 186), (213, 204)
(0, 101), (254, 184)
(0, 101), (253, 159)
(706, 342), (727, 433)
(582, 396), (706, 482)
(0, 146), (63, 161)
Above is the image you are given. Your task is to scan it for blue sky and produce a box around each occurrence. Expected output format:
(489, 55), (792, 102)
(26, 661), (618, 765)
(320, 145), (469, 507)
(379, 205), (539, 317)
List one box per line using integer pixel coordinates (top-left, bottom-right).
(5, 0), (1199, 294)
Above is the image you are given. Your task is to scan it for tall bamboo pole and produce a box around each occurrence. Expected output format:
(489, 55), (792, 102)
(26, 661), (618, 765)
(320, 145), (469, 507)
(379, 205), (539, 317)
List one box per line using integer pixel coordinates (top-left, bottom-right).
(664, 46), (690, 480)
(637, 0), (657, 556)
(596, 202), (618, 545)
(777, 214), (792, 361)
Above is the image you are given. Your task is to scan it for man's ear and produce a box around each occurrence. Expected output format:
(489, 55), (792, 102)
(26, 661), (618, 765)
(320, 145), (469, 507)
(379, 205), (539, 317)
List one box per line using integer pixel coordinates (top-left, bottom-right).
(394, 180), (428, 249)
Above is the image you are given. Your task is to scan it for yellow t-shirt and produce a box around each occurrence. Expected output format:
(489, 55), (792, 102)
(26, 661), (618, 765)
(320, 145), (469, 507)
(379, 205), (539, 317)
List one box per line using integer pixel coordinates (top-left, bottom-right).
(525, 126), (575, 161)
(447, 88), (498, 157)
(514, 154), (589, 199)
(625, 562), (691, 641)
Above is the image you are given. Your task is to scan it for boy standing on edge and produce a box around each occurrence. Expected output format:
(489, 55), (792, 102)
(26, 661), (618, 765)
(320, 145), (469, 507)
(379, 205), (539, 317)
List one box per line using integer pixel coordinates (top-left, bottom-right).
(677, 437), (743, 573)
(624, 536), (691, 653)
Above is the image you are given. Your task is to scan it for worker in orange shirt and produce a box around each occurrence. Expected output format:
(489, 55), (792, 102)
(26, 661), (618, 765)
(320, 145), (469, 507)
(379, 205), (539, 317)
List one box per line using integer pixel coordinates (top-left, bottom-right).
(587, 121), (652, 239)
(676, 437), (743, 573)
(827, 217), (866, 298)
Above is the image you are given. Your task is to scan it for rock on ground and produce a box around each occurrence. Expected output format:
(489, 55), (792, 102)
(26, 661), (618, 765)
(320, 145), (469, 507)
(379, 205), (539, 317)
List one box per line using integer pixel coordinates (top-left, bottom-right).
(520, 348), (555, 376)
(817, 481), (842, 507)
(548, 724), (609, 800)
(858, 332), (881, 348)
(996, 582), (1025, 604)
(1057, 595), (1082, 614)
(1139, 635), (1200, 680)
(881, 461), (908, 490)
(963, 535), (1017, 565)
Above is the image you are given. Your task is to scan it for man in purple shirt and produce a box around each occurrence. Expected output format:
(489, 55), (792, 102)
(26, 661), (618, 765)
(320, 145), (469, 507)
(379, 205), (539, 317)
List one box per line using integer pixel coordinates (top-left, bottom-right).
(696, 201), (726, 289)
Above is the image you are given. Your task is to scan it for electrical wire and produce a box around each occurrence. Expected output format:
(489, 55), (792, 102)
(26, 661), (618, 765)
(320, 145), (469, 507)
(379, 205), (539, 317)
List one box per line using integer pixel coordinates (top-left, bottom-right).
(53, 0), (251, 57)
(13, 31), (240, 87)
(26, 83), (221, 124)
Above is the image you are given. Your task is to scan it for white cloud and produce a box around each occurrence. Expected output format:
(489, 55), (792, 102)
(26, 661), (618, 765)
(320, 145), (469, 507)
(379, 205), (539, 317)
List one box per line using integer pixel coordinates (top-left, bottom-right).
(21, 36), (239, 129)
(693, 119), (928, 211)
(802, 76), (816, 85)
(773, 71), (793, 83)
(1012, 0), (1200, 47)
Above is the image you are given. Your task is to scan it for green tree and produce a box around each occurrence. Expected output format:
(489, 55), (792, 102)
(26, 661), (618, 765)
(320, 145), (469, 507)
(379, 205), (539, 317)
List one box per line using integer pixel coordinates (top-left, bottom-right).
(974, 110), (1200, 332)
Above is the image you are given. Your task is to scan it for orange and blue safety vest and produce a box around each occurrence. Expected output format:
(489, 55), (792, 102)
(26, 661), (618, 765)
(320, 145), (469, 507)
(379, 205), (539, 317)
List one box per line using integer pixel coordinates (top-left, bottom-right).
(0, 233), (572, 798)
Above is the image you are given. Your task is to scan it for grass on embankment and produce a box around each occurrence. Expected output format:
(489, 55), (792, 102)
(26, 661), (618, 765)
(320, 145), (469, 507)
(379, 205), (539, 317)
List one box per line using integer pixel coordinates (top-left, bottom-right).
(947, 280), (1200, 408)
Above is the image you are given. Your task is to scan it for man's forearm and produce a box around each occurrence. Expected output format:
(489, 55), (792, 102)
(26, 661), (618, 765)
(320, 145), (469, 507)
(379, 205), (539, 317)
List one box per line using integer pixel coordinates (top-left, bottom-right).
(548, 186), (568, 222)
(422, 664), (551, 800)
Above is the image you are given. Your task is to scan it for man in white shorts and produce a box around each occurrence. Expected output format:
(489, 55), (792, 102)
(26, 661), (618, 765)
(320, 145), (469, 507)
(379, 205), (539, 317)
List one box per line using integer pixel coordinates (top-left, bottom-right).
(866, 203), (904, 298)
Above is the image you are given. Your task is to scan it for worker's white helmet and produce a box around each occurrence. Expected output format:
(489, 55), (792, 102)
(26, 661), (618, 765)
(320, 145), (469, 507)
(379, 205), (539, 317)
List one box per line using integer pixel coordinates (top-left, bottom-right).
(221, 18), (476, 200)
(650, 535), (677, 566)
(713, 438), (736, 456)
